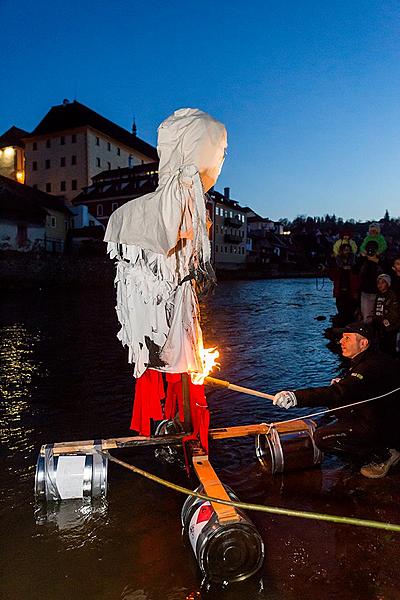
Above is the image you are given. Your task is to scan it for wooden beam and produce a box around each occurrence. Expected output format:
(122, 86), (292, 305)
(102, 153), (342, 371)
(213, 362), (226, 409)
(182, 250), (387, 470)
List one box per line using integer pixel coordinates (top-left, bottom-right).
(192, 454), (240, 524)
(40, 420), (313, 456)
(181, 373), (192, 432)
(41, 433), (186, 456)
(209, 423), (270, 439)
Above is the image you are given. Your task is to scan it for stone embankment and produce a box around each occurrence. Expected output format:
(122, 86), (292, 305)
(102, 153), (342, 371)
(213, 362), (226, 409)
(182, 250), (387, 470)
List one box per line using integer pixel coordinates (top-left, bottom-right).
(0, 252), (115, 289)
(1, 252), (320, 288)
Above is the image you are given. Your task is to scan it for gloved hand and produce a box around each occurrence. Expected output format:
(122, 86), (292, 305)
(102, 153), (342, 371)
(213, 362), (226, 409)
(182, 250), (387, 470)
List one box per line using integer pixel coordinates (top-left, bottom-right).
(273, 391), (297, 410)
(330, 377), (341, 385)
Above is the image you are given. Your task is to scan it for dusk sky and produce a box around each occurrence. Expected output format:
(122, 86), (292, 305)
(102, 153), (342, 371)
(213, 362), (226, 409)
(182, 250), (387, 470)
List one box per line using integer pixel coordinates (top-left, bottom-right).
(1, 0), (399, 222)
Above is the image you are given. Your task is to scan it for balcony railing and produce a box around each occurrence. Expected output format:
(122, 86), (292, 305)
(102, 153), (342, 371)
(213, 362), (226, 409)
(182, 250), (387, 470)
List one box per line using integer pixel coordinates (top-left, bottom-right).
(224, 216), (243, 228)
(224, 233), (243, 244)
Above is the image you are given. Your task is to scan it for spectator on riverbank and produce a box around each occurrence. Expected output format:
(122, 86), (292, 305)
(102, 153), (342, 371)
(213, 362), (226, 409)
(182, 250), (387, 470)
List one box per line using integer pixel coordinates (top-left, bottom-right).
(328, 242), (360, 327)
(360, 223), (387, 258)
(333, 229), (357, 257)
(273, 322), (400, 478)
(391, 258), (400, 300)
(372, 274), (400, 356)
(358, 240), (383, 322)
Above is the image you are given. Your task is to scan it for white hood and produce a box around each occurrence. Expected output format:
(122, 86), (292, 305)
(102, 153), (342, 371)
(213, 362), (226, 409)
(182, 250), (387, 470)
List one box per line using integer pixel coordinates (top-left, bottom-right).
(104, 108), (227, 257)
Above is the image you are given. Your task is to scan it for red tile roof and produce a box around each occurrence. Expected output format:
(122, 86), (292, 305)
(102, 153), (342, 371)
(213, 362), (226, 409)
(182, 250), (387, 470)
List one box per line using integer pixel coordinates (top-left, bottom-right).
(24, 100), (158, 160)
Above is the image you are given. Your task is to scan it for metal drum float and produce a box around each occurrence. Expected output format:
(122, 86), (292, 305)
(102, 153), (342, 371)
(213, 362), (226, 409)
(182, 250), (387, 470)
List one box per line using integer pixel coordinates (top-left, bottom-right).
(182, 485), (264, 583)
(255, 419), (323, 474)
(35, 443), (108, 501)
(154, 419), (184, 465)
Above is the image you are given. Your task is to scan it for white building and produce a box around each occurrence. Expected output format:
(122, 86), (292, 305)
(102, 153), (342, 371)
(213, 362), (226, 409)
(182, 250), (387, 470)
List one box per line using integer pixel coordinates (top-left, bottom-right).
(207, 187), (247, 270)
(23, 100), (158, 200)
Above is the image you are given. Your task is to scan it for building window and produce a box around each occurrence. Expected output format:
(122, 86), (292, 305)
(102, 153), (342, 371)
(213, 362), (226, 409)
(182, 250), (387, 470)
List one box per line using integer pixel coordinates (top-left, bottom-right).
(60, 181), (66, 192)
(96, 157), (101, 167)
(60, 157), (66, 167)
(71, 155), (77, 165)
(46, 183), (52, 192)
(60, 136), (65, 145)
(32, 161), (37, 171)
(71, 179), (77, 190)
(107, 161), (111, 170)
(50, 216), (56, 227)
(45, 159), (51, 169)
(46, 139), (51, 148)
(117, 147), (120, 156)
(215, 245), (219, 252)
(225, 246), (228, 253)
(32, 142), (37, 151)
(97, 204), (103, 217)
(96, 136), (100, 146)
(216, 225), (219, 233)
(107, 142), (111, 151)
(71, 134), (77, 143)
(112, 202), (118, 211)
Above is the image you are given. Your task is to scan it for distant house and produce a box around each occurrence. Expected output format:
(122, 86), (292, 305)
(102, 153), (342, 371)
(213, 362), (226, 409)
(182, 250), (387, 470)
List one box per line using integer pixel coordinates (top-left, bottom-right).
(22, 99), (158, 200)
(72, 162), (159, 226)
(246, 212), (296, 267)
(0, 175), (73, 252)
(0, 126), (28, 183)
(207, 187), (247, 270)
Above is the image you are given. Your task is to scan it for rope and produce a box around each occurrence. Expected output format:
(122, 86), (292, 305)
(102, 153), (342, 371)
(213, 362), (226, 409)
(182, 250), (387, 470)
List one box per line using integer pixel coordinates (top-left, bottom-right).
(103, 452), (400, 534)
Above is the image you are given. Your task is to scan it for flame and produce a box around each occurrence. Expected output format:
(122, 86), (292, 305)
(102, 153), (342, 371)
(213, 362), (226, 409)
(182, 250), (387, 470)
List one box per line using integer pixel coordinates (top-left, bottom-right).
(190, 347), (220, 385)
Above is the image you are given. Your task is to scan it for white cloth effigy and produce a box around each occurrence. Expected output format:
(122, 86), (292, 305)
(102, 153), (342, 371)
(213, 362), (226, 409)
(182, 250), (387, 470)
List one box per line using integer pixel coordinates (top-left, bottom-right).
(104, 109), (227, 378)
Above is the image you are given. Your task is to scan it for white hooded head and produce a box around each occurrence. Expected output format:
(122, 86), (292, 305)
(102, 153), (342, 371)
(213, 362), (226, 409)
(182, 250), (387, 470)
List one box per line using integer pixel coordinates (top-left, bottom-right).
(157, 108), (227, 190)
(105, 108), (227, 255)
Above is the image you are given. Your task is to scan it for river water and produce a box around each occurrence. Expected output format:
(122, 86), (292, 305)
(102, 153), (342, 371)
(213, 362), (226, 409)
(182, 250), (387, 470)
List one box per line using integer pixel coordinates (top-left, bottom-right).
(1, 278), (399, 600)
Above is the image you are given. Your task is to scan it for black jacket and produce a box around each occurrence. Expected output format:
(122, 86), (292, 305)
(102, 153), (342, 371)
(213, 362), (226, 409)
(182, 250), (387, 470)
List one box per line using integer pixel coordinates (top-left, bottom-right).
(294, 349), (400, 432)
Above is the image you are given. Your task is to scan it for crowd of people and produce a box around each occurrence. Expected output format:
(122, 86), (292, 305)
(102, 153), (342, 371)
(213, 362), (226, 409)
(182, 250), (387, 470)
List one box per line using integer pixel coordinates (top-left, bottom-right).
(328, 222), (400, 356)
(272, 223), (400, 480)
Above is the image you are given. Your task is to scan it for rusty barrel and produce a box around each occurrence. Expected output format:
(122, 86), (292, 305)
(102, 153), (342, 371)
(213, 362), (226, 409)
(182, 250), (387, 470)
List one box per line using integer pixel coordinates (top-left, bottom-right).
(181, 485), (264, 583)
(255, 419), (323, 474)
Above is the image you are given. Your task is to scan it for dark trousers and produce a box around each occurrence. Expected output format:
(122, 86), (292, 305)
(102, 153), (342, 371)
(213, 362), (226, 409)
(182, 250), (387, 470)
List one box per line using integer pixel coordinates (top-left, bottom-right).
(314, 417), (383, 459)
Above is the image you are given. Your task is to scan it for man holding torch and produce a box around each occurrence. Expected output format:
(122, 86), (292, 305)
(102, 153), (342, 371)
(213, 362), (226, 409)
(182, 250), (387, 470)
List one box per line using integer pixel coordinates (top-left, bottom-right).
(273, 322), (400, 479)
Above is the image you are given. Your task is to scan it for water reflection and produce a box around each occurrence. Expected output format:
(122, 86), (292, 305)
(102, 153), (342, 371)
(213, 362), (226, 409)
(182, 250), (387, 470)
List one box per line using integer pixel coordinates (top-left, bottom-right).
(35, 496), (108, 536)
(2, 282), (400, 600)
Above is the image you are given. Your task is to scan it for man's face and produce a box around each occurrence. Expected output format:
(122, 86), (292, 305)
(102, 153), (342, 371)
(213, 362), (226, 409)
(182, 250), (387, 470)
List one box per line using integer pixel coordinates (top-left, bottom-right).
(393, 259), (400, 275)
(340, 333), (368, 358)
(377, 278), (389, 293)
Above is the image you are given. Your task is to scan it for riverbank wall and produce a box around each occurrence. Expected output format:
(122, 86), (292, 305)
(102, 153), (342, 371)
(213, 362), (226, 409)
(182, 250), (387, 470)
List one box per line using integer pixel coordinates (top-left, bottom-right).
(0, 252), (320, 289)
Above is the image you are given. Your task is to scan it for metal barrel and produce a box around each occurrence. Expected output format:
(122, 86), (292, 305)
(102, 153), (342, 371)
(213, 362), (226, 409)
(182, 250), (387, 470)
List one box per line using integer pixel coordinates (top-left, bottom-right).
(181, 485), (264, 583)
(35, 443), (108, 501)
(255, 419), (323, 474)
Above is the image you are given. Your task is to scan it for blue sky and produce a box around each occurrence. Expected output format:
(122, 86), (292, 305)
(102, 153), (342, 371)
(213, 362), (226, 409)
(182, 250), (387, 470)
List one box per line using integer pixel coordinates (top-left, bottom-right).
(1, 0), (399, 221)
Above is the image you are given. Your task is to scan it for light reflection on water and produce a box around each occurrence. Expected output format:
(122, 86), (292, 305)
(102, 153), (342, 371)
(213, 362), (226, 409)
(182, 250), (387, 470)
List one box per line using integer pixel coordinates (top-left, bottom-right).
(0, 280), (347, 600)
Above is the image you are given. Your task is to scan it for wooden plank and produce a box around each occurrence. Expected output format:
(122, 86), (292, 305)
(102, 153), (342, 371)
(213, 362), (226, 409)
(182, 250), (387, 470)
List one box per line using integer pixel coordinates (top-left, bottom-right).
(275, 419), (313, 434)
(209, 423), (270, 440)
(40, 419), (312, 456)
(181, 373), (192, 432)
(41, 433), (186, 456)
(192, 454), (240, 524)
